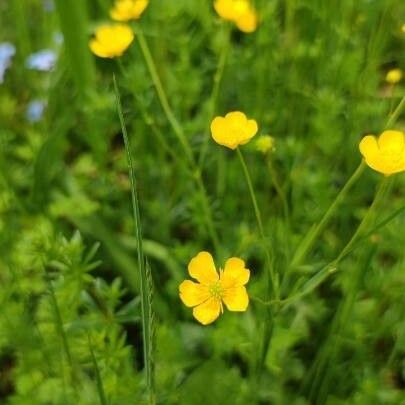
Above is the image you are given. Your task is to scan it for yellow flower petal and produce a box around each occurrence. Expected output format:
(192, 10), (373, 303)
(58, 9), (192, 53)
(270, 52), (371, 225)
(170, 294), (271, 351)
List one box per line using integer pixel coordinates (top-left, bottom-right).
(110, 0), (148, 21)
(226, 111), (247, 126)
(220, 257), (250, 289)
(188, 251), (219, 285)
(235, 9), (258, 33)
(222, 286), (249, 311)
(359, 135), (379, 159)
(193, 298), (222, 325)
(378, 130), (404, 152)
(214, 0), (236, 21)
(179, 280), (210, 307)
(89, 24), (134, 58)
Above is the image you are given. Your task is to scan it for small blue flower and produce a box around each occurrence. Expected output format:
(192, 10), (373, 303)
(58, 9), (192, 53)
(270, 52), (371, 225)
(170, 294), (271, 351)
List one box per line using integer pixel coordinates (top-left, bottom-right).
(0, 42), (16, 83)
(26, 49), (57, 71)
(43, 0), (55, 12)
(26, 100), (46, 123)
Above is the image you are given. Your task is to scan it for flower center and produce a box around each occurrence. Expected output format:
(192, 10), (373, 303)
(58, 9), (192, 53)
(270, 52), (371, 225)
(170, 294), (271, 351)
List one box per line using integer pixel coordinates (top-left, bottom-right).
(209, 281), (224, 300)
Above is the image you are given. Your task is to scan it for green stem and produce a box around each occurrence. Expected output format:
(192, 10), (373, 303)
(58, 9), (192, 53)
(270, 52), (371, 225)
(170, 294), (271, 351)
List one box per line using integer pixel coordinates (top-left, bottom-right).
(284, 176), (392, 306)
(236, 148), (277, 378)
(385, 96), (405, 129)
(237, 147), (277, 295)
(198, 24), (230, 168)
(290, 161), (365, 269)
(113, 76), (155, 401)
(134, 28), (220, 252)
(135, 26), (194, 163)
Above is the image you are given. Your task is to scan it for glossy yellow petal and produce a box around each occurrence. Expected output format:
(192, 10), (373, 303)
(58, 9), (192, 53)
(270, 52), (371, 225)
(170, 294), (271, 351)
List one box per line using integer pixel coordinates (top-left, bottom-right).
(222, 286), (249, 311)
(220, 257), (250, 289)
(111, 0), (148, 21)
(214, 0), (236, 20)
(235, 9), (258, 33)
(378, 130), (404, 152)
(359, 135), (378, 159)
(193, 298), (222, 325)
(89, 24), (134, 58)
(89, 39), (110, 58)
(179, 280), (210, 307)
(226, 111), (247, 126)
(188, 251), (219, 285)
(240, 118), (258, 144)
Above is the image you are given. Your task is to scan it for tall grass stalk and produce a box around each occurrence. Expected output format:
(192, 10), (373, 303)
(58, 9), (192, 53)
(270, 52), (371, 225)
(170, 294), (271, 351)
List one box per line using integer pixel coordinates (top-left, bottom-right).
(113, 76), (155, 404)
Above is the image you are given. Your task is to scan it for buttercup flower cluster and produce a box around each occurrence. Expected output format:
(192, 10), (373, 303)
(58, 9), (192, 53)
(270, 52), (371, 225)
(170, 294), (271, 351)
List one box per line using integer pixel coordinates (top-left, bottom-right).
(179, 252), (250, 325)
(359, 130), (405, 175)
(89, 0), (149, 58)
(214, 0), (258, 33)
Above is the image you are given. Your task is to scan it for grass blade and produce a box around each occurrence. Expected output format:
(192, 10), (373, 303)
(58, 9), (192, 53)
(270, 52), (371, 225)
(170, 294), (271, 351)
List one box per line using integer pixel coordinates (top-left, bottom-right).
(113, 75), (155, 403)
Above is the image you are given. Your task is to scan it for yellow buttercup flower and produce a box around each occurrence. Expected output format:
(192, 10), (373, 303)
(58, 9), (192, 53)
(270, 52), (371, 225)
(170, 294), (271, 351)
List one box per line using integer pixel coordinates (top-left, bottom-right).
(179, 251), (250, 325)
(211, 111), (258, 149)
(235, 8), (258, 33)
(255, 135), (275, 154)
(89, 24), (134, 58)
(110, 0), (149, 21)
(214, 0), (258, 33)
(359, 130), (405, 175)
(385, 68), (402, 84)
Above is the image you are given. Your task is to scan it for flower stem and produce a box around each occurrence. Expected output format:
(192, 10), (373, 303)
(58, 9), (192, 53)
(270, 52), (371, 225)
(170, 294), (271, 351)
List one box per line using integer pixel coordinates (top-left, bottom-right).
(385, 95), (405, 129)
(284, 176), (393, 306)
(290, 161), (365, 269)
(236, 147), (278, 378)
(135, 25), (194, 164)
(198, 23), (230, 169)
(134, 27), (220, 253)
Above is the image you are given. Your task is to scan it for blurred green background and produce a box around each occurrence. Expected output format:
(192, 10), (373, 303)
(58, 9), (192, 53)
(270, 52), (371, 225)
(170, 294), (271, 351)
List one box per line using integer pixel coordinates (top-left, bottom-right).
(0, 0), (404, 404)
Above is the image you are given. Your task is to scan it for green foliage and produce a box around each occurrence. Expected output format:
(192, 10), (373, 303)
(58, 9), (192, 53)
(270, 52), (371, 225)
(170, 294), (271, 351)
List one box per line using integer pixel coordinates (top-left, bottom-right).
(1, 0), (404, 404)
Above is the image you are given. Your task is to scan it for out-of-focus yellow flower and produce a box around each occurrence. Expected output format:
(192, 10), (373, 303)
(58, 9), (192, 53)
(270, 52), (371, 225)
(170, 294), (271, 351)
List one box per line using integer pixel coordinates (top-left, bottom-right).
(359, 130), (405, 175)
(110, 0), (148, 21)
(235, 8), (258, 33)
(89, 24), (134, 58)
(179, 252), (250, 325)
(255, 135), (275, 154)
(214, 0), (258, 33)
(385, 68), (402, 84)
(401, 24), (405, 33)
(211, 111), (258, 149)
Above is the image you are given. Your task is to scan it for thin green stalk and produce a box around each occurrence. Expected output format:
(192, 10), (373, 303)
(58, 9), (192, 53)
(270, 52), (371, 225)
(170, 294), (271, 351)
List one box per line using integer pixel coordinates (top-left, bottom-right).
(198, 24), (230, 168)
(113, 76), (155, 404)
(237, 148), (277, 296)
(284, 176), (392, 306)
(290, 161), (365, 269)
(385, 96), (405, 129)
(135, 26), (193, 163)
(88, 334), (108, 405)
(44, 271), (79, 396)
(236, 148), (278, 378)
(133, 28), (220, 252)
